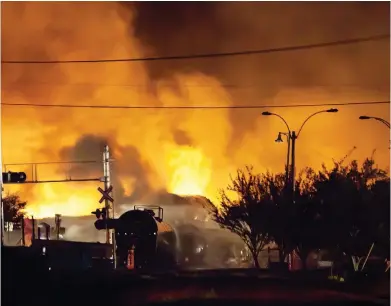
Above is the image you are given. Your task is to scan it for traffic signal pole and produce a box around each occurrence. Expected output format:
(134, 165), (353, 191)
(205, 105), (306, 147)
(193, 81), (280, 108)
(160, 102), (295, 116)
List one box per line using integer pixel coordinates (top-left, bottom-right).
(2, 146), (118, 268)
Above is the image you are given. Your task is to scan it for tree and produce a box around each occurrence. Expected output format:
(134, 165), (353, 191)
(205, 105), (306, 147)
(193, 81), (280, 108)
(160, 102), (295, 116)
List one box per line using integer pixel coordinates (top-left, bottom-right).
(263, 172), (295, 264)
(270, 158), (389, 271)
(312, 158), (389, 271)
(203, 166), (274, 268)
(2, 193), (27, 224)
(286, 167), (324, 269)
(204, 157), (389, 272)
(369, 179), (390, 259)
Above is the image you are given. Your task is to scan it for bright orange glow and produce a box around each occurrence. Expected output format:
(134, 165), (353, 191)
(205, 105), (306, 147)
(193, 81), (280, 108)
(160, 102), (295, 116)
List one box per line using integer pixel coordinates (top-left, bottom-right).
(166, 145), (212, 197)
(1, 3), (389, 219)
(22, 184), (99, 219)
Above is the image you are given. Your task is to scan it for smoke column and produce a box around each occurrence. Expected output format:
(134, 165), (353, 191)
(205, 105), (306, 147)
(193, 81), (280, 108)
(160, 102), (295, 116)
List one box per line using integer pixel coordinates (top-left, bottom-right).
(1, 2), (389, 218)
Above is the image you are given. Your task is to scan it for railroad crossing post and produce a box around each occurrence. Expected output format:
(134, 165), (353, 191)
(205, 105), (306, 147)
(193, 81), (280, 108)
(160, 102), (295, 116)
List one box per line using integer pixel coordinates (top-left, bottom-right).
(103, 145), (117, 268)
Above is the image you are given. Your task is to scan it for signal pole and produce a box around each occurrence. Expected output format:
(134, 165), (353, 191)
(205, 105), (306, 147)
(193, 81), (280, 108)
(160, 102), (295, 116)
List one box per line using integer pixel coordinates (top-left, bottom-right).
(103, 145), (116, 268)
(2, 146), (117, 267)
(103, 145), (112, 244)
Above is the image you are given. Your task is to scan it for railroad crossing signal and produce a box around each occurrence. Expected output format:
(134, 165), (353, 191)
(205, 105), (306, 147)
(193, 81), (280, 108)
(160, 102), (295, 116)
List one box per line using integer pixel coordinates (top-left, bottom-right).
(92, 208), (107, 220)
(92, 206), (116, 231)
(2, 172), (27, 184)
(98, 186), (114, 203)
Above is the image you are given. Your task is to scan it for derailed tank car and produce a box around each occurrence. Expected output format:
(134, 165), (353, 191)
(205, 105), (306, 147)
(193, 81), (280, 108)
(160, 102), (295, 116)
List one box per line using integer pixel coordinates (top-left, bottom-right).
(115, 209), (159, 269)
(94, 206), (180, 271)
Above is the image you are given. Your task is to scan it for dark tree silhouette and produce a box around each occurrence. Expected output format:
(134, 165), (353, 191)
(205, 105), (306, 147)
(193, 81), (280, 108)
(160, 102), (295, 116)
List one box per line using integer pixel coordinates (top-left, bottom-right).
(2, 193), (27, 224)
(313, 158), (389, 271)
(369, 179), (390, 259)
(203, 166), (274, 268)
(204, 157), (389, 272)
(263, 172), (295, 263)
(284, 168), (323, 269)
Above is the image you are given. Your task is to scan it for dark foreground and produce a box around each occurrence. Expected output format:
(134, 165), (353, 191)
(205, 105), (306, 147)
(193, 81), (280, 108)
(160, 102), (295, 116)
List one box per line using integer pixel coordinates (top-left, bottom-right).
(2, 247), (389, 306)
(4, 267), (389, 306)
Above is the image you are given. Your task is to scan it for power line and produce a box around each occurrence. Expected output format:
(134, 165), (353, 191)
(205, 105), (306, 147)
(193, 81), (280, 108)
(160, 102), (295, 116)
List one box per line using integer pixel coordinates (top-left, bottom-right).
(2, 81), (390, 89)
(1, 101), (389, 110)
(2, 34), (389, 64)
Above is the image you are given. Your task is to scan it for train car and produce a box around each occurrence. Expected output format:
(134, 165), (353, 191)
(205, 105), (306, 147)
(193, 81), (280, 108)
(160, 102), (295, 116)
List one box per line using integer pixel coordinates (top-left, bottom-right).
(115, 208), (161, 269)
(31, 240), (113, 271)
(95, 206), (179, 270)
(94, 206), (212, 271)
(156, 221), (179, 269)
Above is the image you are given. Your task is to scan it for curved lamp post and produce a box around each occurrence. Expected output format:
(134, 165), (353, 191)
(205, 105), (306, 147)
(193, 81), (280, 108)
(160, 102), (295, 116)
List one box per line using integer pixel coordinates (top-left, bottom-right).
(262, 108), (338, 194)
(359, 116), (390, 129)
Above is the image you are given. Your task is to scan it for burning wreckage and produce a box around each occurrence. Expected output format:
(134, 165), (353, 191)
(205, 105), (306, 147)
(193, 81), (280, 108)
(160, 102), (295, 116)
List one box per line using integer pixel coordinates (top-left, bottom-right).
(8, 195), (252, 272)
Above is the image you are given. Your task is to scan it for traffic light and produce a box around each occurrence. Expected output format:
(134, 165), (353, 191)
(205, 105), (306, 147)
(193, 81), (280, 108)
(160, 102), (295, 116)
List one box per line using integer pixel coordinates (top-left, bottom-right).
(2, 172), (27, 184)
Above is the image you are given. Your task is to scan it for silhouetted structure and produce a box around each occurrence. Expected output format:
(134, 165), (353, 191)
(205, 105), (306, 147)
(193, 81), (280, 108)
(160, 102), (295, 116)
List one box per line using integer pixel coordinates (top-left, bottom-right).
(94, 206), (180, 270)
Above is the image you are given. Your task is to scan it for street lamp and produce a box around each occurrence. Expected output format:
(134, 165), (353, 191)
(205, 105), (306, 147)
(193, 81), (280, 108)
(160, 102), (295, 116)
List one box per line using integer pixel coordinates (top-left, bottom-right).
(262, 108), (338, 194)
(275, 132), (284, 143)
(359, 115), (391, 129)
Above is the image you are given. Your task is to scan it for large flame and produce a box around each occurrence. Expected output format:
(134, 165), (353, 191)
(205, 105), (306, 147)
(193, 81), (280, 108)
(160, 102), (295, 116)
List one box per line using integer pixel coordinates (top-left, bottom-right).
(1, 2), (389, 219)
(23, 184), (98, 219)
(166, 145), (212, 197)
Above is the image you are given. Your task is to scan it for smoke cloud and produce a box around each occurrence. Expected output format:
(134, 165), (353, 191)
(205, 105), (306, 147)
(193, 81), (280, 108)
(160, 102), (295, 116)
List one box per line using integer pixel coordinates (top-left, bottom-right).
(58, 134), (154, 203)
(1, 2), (390, 219)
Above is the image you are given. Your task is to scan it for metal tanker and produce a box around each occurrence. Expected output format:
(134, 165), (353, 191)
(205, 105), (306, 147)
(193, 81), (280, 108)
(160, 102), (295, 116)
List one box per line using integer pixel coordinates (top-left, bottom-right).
(93, 205), (207, 270)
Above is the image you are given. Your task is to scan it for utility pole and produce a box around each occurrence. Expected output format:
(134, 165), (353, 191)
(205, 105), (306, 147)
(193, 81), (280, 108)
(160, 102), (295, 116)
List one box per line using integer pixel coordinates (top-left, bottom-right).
(102, 145), (116, 269)
(275, 132), (291, 189)
(290, 131), (297, 196)
(103, 145), (111, 244)
(285, 134), (291, 189)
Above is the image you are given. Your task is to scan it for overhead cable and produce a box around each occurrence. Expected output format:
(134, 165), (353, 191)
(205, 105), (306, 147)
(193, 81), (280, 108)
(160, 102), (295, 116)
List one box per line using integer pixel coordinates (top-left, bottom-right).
(2, 34), (389, 64)
(2, 100), (389, 110)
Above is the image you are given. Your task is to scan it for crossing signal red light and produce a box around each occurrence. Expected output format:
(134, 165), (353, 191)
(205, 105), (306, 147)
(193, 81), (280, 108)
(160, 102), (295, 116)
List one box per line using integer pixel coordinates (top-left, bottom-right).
(2, 172), (27, 184)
